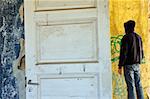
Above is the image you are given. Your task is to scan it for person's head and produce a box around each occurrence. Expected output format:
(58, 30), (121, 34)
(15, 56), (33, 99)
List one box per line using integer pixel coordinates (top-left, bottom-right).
(124, 20), (135, 34)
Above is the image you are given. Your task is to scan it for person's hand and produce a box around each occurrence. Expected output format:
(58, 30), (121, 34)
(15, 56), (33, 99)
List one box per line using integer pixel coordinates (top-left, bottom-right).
(118, 68), (122, 75)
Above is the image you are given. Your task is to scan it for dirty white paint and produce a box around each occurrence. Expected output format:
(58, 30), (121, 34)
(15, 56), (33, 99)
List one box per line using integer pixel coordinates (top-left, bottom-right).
(37, 19), (98, 63)
(35, 0), (96, 11)
(39, 74), (98, 99)
(24, 0), (112, 99)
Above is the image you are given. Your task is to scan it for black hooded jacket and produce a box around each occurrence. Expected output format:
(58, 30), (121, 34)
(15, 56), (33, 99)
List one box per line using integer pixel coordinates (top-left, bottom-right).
(118, 32), (144, 69)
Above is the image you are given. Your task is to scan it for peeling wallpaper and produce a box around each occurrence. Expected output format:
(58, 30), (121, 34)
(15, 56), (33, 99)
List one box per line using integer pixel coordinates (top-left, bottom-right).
(110, 0), (150, 99)
(0, 0), (25, 99)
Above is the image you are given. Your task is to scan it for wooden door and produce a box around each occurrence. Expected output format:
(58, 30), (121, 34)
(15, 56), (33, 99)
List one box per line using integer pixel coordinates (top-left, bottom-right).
(24, 0), (112, 99)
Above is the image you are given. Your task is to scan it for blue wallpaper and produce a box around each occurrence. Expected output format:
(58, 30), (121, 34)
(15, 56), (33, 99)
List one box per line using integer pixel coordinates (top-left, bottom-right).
(0, 0), (24, 99)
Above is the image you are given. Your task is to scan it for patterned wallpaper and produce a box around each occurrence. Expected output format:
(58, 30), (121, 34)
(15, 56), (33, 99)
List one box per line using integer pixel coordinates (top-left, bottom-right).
(0, 0), (25, 99)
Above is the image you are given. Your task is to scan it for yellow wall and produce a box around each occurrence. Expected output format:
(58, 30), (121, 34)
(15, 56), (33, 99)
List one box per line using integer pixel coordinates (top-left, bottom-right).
(110, 0), (150, 99)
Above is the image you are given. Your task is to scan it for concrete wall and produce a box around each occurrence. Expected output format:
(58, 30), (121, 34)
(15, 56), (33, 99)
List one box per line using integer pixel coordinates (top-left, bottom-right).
(110, 0), (150, 99)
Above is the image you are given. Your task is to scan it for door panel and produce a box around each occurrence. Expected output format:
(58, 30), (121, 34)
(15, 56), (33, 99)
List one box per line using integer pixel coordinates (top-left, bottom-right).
(36, 19), (98, 64)
(38, 74), (98, 99)
(35, 0), (96, 11)
(25, 0), (111, 99)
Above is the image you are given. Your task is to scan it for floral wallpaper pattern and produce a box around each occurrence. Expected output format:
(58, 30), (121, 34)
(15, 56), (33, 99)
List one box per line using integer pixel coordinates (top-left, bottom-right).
(0, 0), (24, 99)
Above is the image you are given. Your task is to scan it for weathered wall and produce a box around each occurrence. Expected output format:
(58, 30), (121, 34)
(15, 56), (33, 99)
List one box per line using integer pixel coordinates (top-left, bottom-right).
(0, 0), (25, 99)
(110, 0), (150, 99)
(1, 0), (150, 99)
(14, 3), (26, 99)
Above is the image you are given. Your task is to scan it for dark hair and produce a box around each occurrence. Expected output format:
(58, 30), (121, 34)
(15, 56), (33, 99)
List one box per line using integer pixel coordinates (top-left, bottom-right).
(124, 20), (135, 33)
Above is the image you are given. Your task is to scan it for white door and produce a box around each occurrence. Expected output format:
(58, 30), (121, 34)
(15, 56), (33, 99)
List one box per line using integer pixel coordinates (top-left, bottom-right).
(24, 0), (112, 99)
